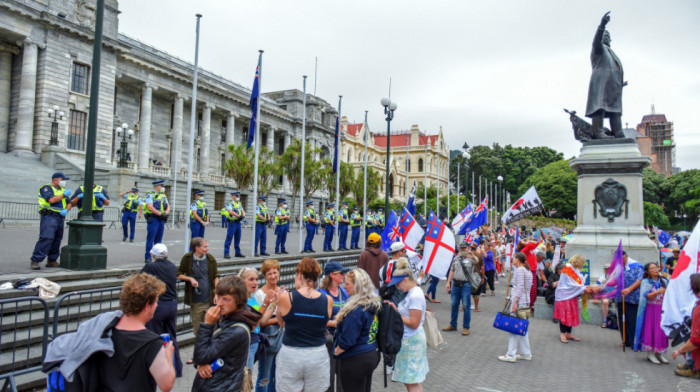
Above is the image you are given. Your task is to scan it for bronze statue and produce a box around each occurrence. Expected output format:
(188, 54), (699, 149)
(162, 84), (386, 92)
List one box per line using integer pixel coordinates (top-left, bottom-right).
(585, 12), (627, 139)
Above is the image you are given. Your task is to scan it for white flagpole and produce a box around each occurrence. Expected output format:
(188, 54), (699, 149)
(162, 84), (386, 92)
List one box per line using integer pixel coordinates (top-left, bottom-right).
(299, 76), (307, 252)
(183, 14), (202, 253)
(251, 50), (263, 256)
(334, 96), (342, 250)
(405, 133), (409, 201)
(436, 157), (440, 217)
(424, 143), (427, 217)
(362, 111), (368, 243)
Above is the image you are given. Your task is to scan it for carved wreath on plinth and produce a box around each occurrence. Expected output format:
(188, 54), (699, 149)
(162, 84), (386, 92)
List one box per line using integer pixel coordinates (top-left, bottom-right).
(593, 178), (629, 222)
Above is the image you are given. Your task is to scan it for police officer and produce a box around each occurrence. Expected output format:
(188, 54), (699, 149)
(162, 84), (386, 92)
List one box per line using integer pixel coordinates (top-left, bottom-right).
(274, 199), (290, 254)
(223, 191), (245, 258)
(303, 200), (318, 253)
(323, 203), (336, 252)
(71, 183), (111, 221)
(338, 201), (350, 251)
(144, 179), (170, 262)
(377, 208), (385, 234)
(31, 172), (72, 270)
(365, 209), (375, 238)
(220, 206), (228, 228)
(119, 187), (142, 242)
(350, 206), (362, 249)
(254, 195), (270, 257)
(190, 190), (209, 241)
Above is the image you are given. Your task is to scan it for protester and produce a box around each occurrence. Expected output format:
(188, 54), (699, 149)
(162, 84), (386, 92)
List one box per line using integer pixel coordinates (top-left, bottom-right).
(498, 252), (532, 362)
(141, 243), (183, 377)
(333, 269), (381, 391)
(535, 250), (548, 285)
(482, 242), (496, 296)
(617, 251), (644, 348)
(496, 239), (507, 277)
(276, 258), (333, 392)
(358, 233), (389, 291)
(344, 270), (356, 296)
(254, 260), (286, 392)
(666, 248), (680, 275)
(237, 268), (275, 371)
(443, 240), (477, 336)
(593, 264), (612, 328)
(319, 261), (350, 392)
(553, 255), (599, 343)
(517, 240), (539, 310)
(545, 263), (564, 323)
(424, 273), (441, 303)
(471, 242), (485, 312)
(671, 273), (700, 378)
(192, 275), (261, 392)
(634, 263), (669, 364)
(385, 257), (429, 390)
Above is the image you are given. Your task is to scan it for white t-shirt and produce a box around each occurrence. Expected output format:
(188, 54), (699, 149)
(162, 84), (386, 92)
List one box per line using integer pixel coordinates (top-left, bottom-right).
(398, 286), (426, 339)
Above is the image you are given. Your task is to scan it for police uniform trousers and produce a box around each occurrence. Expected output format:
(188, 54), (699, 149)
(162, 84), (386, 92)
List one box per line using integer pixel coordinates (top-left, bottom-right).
(351, 226), (361, 249)
(145, 299), (183, 377)
(31, 213), (64, 263)
(145, 216), (165, 260)
(122, 210), (137, 241)
(77, 210), (104, 222)
(304, 223), (316, 252)
(221, 217), (228, 228)
(190, 220), (205, 239)
(224, 220), (243, 256)
(255, 221), (267, 254)
(275, 224), (289, 253)
(324, 225), (335, 251)
(338, 223), (349, 250)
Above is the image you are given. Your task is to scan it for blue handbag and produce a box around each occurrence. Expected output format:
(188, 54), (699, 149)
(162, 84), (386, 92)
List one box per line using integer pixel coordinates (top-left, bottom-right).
(493, 312), (529, 336)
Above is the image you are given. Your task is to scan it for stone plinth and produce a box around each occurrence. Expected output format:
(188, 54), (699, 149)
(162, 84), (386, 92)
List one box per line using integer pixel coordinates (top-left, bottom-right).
(566, 139), (657, 280)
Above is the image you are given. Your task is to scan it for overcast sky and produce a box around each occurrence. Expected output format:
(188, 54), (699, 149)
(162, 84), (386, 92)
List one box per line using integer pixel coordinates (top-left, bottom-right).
(118, 0), (700, 170)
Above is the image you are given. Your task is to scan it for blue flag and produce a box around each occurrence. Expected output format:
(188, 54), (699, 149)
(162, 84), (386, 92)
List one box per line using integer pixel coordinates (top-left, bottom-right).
(247, 60), (261, 150)
(459, 196), (488, 235)
(406, 180), (417, 217)
(332, 114), (340, 173)
(658, 229), (671, 246)
(381, 210), (400, 252)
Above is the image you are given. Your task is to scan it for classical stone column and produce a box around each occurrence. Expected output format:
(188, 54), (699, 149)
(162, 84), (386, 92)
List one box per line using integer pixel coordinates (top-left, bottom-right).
(225, 112), (236, 160)
(0, 44), (18, 152)
(137, 84), (154, 172)
(200, 103), (212, 177)
(266, 127), (275, 152)
(14, 39), (39, 154)
(170, 94), (184, 172)
(283, 131), (291, 191)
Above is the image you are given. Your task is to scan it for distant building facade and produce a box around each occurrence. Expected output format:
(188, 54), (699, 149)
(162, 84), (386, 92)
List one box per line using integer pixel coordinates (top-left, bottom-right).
(635, 107), (678, 176)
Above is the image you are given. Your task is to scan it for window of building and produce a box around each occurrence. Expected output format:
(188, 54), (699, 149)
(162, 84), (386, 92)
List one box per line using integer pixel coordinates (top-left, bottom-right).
(221, 120), (227, 143)
(169, 103), (175, 130)
(407, 159), (411, 172)
(67, 110), (87, 151)
(197, 112), (202, 137)
(71, 63), (90, 95)
(221, 153), (226, 175)
(418, 158), (424, 172)
(196, 148), (201, 171)
(214, 191), (226, 211)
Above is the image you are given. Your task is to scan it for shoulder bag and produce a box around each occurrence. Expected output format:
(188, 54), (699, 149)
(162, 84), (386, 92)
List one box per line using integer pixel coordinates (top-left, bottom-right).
(458, 257), (481, 295)
(213, 322), (253, 392)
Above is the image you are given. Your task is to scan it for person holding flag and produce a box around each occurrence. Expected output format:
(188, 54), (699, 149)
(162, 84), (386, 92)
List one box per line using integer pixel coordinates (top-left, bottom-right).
(350, 206), (362, 249)
(616, 251), (644, 348)
(303, 201), (318, 253)
(274, 198), (290, 255)
(338, 201), (350, 251)
(324, 203), (336, 252)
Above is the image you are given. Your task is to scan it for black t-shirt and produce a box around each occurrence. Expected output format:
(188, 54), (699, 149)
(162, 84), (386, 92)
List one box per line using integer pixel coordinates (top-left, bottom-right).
(98, 328), (163, 392)
(141, 260), (178, 302)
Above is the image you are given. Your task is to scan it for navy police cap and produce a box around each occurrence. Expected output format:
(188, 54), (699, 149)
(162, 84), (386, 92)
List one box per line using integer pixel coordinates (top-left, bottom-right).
(132, 187), (139, 192)
(342, 201), (349, 205)
(152, 179), (165, 185)
(258, 194), (267, 200)
(306, 201), (313, 205)
(279, 199), (286, 204)
(52, 172), (69, 180)
(194, 190), (205, 195)
(328, 203), (335, 207)
(231, 191), (240, 196)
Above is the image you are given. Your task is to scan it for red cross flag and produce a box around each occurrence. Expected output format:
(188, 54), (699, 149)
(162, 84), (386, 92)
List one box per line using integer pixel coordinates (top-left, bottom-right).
(422, 210), (456, 279)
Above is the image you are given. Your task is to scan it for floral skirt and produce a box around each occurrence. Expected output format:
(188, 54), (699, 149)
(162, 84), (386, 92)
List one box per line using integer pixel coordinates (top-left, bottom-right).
(553, 297), (580, 328)
(392, 328), (429, 384)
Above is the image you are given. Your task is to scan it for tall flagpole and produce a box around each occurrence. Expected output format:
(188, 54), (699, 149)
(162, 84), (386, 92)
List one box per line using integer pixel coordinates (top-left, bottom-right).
(423, 143), (427, 217)
(405, 133), (409, 200)
(478, 175), (482, 207)
(251, 50), (263, 256)
(183, 14), (202, 253)
(471, 171), (475, 205)
(436, 156), (440, 216)
(362, 110), (368, 243)
(299, 76), (307, 252)
(334, 96), (342, 250)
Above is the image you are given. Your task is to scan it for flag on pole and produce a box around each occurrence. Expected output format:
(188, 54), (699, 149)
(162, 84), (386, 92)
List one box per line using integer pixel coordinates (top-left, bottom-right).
(657, 229), (671, 246)
(407, 180), (417, 217)
(595, 241), (625, 300)
(451, 203), (473, 235)
(501, 186), (545, 225)
(458, 196), (488, 235)
(380, 210), (400, 253)
(332, 112), (340, 173)
(422, 210), (456, 279)
(398, 207), (425, 252)
(661, 219), (700, 345)
(247, 63), (260, 149)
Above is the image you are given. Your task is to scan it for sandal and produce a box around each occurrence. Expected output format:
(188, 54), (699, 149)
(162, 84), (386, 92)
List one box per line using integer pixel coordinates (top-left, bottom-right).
(560, 337), (568, 344)
(474, 309), (482, 312)
(601, 323), (608, 328)
(567, 336), (581, 342)
(187, 358), (194, 364)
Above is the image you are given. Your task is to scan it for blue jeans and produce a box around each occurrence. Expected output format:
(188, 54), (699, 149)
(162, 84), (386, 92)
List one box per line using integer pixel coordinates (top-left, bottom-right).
(450, 282), (471, 329)
(122, 210), (137, 240)
(248, 341), (259, 369)
(426, 275), (439, 300)
(255, 352), (277, 391)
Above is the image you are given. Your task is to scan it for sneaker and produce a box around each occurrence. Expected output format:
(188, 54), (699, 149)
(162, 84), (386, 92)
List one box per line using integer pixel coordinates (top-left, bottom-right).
(122, 237), (127, 241)
(470, 305), (475, 310)
(677, 363), (690, 371)
(30, 261), (41, 270)
(442, 325), (457, 332)
(223, 255), (231, 259)
(515, 354), (532, 361)
(498, 355), (516, 363)
(675, 368), (700, 378)
(462, 328), (470, 336)
(46, 260), (60, 268)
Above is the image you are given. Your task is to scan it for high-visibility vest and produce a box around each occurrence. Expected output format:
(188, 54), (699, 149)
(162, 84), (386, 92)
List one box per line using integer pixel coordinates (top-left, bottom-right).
(304, 208), (315, 223)
(190, 199), (207, 219)
(275, 208), (289, 225)
(144, 191), (167, 216)
(125, 194), (140, 211)
(223, 201), (243, 220)
(38, 185), (66, 212)
(78, 185), (105, 211)
(350, 212), (362, 227)
(256, 203), (268, 223)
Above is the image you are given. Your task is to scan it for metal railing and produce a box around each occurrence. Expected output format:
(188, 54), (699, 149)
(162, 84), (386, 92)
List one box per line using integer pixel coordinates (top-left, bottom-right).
(0, 297), (49, 392)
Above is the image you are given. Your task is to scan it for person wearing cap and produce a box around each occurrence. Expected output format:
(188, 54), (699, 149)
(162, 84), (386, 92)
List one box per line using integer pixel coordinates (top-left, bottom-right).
(379, 241), (412, 305)
(189, 190), (209, 241)
(254, 195), (270, 257)
(144, 180), (170, 262)
(303, 201), (319, 253)
(119, 187), (143, 242)
(358, 232), (389, 290)
(70, 183), (111, 222)
(364, 209), (376, 238)
(275, 199), (291, 254)
(444, 240), (478, 335)
(337, 201), (350, 251)
(30, 172), (73, 270)
(141, 243), (183, 377)
(223, 191), (245, 258)
(319, 261), (350, 391)
(376, 208), (385, 233)
(350, 206), (362, 249)
(324, 203), (337, 252)
(666, 247), (681, 276)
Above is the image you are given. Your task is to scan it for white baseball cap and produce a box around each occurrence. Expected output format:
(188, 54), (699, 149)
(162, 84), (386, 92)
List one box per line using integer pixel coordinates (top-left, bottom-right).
(150, 243), (168, 258)
(389, 241), (406, 253)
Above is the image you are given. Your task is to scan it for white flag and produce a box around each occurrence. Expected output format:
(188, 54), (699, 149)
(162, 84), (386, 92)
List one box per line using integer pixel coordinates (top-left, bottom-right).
(422, 210), (456, 279)
(501, 185), (545, 225)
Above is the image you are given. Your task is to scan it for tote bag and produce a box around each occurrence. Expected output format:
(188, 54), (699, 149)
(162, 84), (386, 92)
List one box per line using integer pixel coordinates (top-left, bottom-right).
(423, 309), (443, 348)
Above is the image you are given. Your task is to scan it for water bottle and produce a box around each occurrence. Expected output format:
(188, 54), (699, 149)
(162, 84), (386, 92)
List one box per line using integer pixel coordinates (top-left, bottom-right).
(210, 358), (224, 373)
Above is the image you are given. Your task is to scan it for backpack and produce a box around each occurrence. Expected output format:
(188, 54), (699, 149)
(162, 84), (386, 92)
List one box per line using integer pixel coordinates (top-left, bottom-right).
(605, 313), (618, 330)
(376, 302), (403, 356)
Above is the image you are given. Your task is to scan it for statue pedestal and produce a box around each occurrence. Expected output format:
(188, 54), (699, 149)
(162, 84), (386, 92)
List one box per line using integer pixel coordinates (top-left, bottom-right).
(566, 139), (657, 280)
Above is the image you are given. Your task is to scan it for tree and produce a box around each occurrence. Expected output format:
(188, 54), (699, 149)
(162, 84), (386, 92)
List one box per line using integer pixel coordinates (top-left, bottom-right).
(327, 162), (354, 204)
(256, 146), (282, 198)
(304, 158), (332, 202)
(663, 169), (700, 221)
(519, 160), (577, 219)
(642, 168), (667, 206)
(278, 139), (322, 214)
(224, 144), (254, 190)
(348, 166), (382, 208)
(644, 201), (670, 228)
(684, 185), (700, 222)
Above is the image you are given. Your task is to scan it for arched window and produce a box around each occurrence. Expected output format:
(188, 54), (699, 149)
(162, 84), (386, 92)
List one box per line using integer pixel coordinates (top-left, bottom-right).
(347, 149), (351, 162)
(418, 158), (424, 172)
(358, 152), (363, 161)
(407, 159), (411, 173)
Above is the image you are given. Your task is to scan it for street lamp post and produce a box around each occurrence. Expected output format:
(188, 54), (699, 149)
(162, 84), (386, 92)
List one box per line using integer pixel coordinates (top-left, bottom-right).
(116, 123), (134, 168)
(47, 106), (64, 146)
(462, 142), (470, 210)
(497, 175), (503, 227)
(381, 97), (397, 214)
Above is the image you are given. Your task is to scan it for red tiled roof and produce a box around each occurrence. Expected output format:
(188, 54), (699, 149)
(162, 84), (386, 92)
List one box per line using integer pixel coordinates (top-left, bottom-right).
(345, 123), (363, 137)
(372, 133), (438, 148)
(639, 114), (668, 124)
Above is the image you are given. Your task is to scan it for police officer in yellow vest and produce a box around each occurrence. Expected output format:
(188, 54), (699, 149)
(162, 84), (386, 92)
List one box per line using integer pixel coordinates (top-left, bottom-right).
(223, 191), (245, 258)
(338, 201), (350, 251)
(274, 198), (290, 254)
(350, 205), (362, 249)
(303, 200), (318, 253)
(190, 190), (209, 241)
(119, 187), (143, 242)
(70, 184), (110, 222)
(323, 203), (336, 252)
(254, 195), (270, 257)
(31, 172), (73, 270)
(144, 179), (170, 262)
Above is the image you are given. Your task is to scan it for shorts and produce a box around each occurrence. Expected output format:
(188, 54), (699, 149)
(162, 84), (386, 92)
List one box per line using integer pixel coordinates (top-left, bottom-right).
(276, 344), (329, 392)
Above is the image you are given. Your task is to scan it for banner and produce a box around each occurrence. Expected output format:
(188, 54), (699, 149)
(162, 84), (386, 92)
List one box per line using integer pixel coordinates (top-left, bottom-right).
(501, 185), (545, 225)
